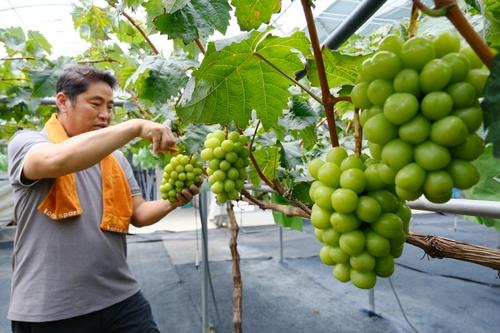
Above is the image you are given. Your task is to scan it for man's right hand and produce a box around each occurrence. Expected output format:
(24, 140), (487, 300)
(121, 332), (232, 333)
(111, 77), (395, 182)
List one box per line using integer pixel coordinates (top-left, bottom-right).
(135, 120), (177, 154)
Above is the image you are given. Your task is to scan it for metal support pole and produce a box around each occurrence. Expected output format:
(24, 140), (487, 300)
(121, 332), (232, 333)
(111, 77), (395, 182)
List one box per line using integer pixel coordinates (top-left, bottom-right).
(368, 289), (375, 315)
(296, 0), (388, 80)
(199, 190), (209, 333)
(279, 226), (284, 263)
(323, 0), (388, 50)
(408, 198), (500, 219)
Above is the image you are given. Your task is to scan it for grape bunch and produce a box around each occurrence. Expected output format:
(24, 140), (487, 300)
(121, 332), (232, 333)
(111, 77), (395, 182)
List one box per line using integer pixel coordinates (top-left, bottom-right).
(353, 32), (489, 203)
(201, 130), (249, 204)
(160, 154), (203, 204)
(308, 147), (410, 289)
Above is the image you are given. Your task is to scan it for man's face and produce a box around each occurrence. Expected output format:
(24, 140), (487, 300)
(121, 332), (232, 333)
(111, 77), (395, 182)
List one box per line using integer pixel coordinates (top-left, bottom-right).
(57, 81), (114, 136)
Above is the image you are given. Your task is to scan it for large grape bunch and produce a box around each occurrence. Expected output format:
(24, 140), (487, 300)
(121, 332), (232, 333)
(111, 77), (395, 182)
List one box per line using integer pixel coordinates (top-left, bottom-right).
(308, 147), (411, 289)
(201, 130), (249, 204)
(160, 154), (204, 204)
(352, 32), (489, 203)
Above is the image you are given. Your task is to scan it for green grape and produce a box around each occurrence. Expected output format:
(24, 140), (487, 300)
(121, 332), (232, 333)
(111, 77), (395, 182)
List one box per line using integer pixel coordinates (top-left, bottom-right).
(395, 186), (422, 201)
(395, 163), (426, 192)
(356, 196), (382, 223)
(372, 213), (404, 239)
(311, 204), (332, 230)
(400, 37), (435, 71)
(366, 231), (391, 258)
(333, 263), (351, 282)
(339, 230), (365, 255)
(350, 270), (376, 289)
(430, 116), (468, 147)
(340, 156), (364, 171)
(419, 58), (452, 93)
(367, 79), (394, 106)
(322, 228), (341, 247)
(330, 247), (350, 264)
(319, 246), (335, 266)
(378, 34), (404, 56)
(414, 141), (451, 170)
(351, 82), (372, 109)
(350, 251), (376, 272)
(433, 31), (461, 57)
(423, 170), (454, 201)
(325, 147), (348, 165)
(465, 68), (489, 97)
(399, 115), (431, 145)
(393, 68), (421, 96)
(317, 162), (341, 188)
(421, 91), (453, 121)
(383, 93), (419, 125)
(381, 139), (414, 171)
(375, 255), (395, 277)
(364, 114), (398, 145)
(314, 184), (335, 210)
(447, 82), (476, 108)
(308, 158), (324, 179)
(360, 106), (383, 127)
(368, 142), (382, 160)
(450, 133), (485, 161)
(340, 168), (366, 194)
(442, 52), (470, 83)
(331, 189), (359, 213)
(368, 190), (399, 213)
(330, 212), (361, 233)
(452, 104), (483, 132)
(364, 164), (386, 191)
(460, 46), (483, 69)
(369, 51), (402, 79)
(447, 159), (480, 189)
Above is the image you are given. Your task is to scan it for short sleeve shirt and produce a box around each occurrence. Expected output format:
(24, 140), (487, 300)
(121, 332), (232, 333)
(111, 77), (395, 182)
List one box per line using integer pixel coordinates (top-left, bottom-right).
(7, 129), (142, 322)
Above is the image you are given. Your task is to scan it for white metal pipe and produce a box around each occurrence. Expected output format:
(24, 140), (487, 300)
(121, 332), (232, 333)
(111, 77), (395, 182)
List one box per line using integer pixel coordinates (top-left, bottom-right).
(407, 197), (500, 219)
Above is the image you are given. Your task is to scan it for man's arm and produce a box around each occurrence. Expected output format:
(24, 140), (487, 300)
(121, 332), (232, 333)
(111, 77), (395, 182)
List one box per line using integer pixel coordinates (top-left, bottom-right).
(131, 185), (200, 227)
(23, 119), (175, 180)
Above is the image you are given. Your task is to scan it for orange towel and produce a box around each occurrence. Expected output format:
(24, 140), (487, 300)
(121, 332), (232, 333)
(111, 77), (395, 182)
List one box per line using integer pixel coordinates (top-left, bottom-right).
(38, 113), (133, 233)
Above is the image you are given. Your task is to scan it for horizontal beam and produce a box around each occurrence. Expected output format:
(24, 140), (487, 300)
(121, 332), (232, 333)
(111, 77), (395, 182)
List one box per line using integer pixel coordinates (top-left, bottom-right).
(407, 197), (500, 219)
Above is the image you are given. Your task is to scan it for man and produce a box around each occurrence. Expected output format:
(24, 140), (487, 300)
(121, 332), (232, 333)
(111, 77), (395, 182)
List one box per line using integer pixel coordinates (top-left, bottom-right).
(7, 65), (199, 332)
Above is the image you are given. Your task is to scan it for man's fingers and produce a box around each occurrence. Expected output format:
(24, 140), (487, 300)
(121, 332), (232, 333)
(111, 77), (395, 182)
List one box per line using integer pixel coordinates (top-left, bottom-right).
(189, 184), (200, 195)
(180, 188), (193, 201)
(152, 135), (160, 154)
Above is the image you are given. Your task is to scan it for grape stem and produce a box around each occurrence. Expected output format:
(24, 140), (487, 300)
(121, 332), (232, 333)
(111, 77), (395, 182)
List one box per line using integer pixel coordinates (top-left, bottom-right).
(433, 0), (494, 69)
(194, 38), (206, 54)
(300, 0), (339, 147)
(247, 122), (312, 215)
(412, 0), (451, 17)
(108, 1), (160, 55)
(240, 189), (310, 218)
(354, 108), (362, 157)
(226, 202), (243, 333)
(408, 3), (420, 38)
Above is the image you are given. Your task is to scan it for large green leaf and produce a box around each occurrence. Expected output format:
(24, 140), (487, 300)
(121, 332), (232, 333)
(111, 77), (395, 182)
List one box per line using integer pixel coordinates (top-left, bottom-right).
(278, 96), (319, 130)
(72, 4), (114, 41)
(484, 0), (500, 52)
(0, 27), (25, 54)
(307, 49), (369, 89)
(26, 31), (52, 56)
(30, 69), (58, 98)
(231, 0), (281, 31)
(177, 31), (311, 129)
(481, 54), (500, 157)
(126, 55), (196, 103)
(153, 0), (231, 44)
(278, 140), (302, 169)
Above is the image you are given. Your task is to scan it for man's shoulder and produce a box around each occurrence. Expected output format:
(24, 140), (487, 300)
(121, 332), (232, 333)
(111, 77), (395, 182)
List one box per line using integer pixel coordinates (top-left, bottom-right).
(8, 129), (45, 145)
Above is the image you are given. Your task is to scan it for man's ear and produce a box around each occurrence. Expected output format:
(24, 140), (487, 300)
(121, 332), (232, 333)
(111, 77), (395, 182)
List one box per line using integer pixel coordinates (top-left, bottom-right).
(55, 92), (69, 113)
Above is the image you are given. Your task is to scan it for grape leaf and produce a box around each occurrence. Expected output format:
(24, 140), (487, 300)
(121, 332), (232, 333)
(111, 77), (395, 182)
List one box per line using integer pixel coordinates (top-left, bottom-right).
(126, 55), (196, 103)
(26, 31), (52, 56)
(153, 0), (231, 44)
(164, 0), (190, 13)
(483, 0), (500, 52)
(307, 49), (369, 89)
(481, 54), (500, 157)
(278, 140), (302, 169)
(278, 96), (319, 130)
(177, 124), (214, 155)
(30, 69), (58, 98)
(72, 4), (114, 41)
(231, 0), (281, 31)
(0, 27), (25, 54)
(177, 30), (311, 129)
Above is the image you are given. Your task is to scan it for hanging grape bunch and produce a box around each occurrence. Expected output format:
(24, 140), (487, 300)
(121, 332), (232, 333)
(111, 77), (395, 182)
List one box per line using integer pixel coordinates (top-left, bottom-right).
(308, 147), (411, 289)
(353, 32), (489, 203)
(160, 154), (203, 204)
(201, 130), (250, 204)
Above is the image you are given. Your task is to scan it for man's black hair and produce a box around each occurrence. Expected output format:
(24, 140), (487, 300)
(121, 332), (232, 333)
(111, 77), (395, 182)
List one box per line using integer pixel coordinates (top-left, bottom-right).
(56, 65), (117, 103)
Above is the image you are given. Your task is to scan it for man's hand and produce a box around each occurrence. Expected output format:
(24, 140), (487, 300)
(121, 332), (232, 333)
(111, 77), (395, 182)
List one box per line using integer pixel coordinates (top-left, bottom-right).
(136, 120), (177, 154)
(172, 184), (201, 208)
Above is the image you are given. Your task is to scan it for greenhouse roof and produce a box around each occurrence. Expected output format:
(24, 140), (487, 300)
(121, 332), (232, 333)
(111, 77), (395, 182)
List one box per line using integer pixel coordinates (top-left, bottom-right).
(0, 0), (415, 57)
